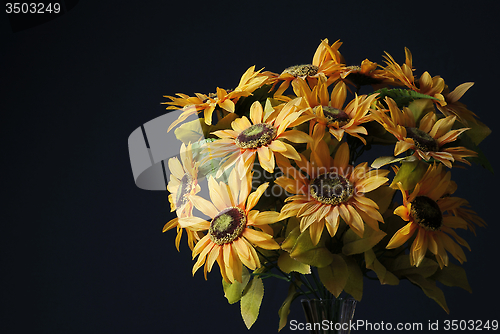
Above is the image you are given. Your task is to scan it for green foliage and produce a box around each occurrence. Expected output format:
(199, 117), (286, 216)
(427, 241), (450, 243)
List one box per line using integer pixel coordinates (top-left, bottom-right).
(318, 254), (348, 297)
(234, 84), (274, 118)
(374, 88), (440, 108)
(240, 277), (265, 329)
(278, 283), (300, 332)
(222, 267), (251, 304)
(390, 159), (428, 190)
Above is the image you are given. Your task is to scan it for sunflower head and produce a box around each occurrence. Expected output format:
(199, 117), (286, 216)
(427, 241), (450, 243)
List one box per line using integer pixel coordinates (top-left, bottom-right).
(234, 123), (277, 149)
(309, 172), (354, 205)
(313, 106), (350, 126)
(282, 64), (319, 78)
(208, 207), (247, 245)
(405, 127), (439, 152)
(409, 195), (443, 231)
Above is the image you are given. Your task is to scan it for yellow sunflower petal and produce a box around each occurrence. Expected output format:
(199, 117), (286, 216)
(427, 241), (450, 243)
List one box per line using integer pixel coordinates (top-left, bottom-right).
(190, 194), (219, 219)
(386, 222), (416, 249)
(250, 101), (264, 125)
(246, 182), (269, 211)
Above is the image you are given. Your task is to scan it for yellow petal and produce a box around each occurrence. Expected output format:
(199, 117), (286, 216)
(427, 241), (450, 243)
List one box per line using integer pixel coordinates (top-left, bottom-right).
(190, 194), (219, 219)
(278, 130), (312, 143)
(250, 101), (264, 125)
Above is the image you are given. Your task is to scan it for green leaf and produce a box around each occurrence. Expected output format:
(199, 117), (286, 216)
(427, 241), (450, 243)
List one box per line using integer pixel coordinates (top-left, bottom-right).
(278, 283), (300, 332)
(452, 130), (493, 173)
(290, 231), (334, 268)
(208, 112), (239, 134)
(318, 254), (349, 297)
(234, 84), (274, 117)
(406, 274), (449, 313)
(408, 99), (435, 123)
(391, 255), (439, 278)
(390, 159), (429, 190)
(464, 119), (491, 145)
(365, 186), (396, 215)
(342, 226), (387, 256)
(374, 88), (439, 108)
(343, 255), (364, 301)
(430, 262), (472, 293)
(364, 249), (399, 285)
(277, 252), (311, 274)
(174, 118), (209, 144)
(222, 267), (251, 304)
(240, 277), (265, 329)
(371, 156), (407, 169)
(281, 225), (301, 252)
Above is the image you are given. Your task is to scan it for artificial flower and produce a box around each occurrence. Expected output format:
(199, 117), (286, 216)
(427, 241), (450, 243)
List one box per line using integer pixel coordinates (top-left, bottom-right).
(373, 97), (477, 168)
(164, 143), (202, 250)
(276, 138), (389, 245)
(164, 66), (272, 129)
(386, 164), (478, 268)
(382, 48), (447, 106)
(274, 39), (345, 97)
(178, 168), (281, 283)
(208, 98), (313, 177)
(293, 76), (379, 144)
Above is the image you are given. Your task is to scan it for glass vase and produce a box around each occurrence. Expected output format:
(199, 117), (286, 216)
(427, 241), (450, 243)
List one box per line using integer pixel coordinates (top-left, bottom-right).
(301, 298), (357, 334)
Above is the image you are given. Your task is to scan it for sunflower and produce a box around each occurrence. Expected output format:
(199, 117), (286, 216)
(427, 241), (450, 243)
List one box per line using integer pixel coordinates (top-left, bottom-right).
(178, 168), (281, 283)
(274, 39), (345, 97)
(340, 59), (389, 89)
(292, 76), (379, 145)
(164, 143), (202, 251)
(436, 82), (479, 125)
(208, 98), (313, 177)
(164, 66), (272, 130)
(382, 48), (447, 107)
(386, 164), (479, 268)
(373, 97), (477, 168)
(276, 138), (389, 245)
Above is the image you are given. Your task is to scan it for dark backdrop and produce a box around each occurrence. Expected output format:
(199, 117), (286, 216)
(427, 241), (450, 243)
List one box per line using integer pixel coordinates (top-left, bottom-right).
(2, 1), (499, 333)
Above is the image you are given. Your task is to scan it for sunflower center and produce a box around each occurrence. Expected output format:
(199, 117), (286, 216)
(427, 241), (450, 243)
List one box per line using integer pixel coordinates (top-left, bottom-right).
(234, 123), (277, 149)
(410, 196), (443, 231)
(309, 172), (353, 205)
(406, 127), (439, 152)
(282, 64), (319, 77)
(313, 106), (350, 126)
(175, 173), (194, 209)
(209, 207), (247, 245)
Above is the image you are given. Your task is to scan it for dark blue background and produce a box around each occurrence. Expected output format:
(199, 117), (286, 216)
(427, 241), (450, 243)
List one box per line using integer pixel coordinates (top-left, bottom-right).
(2, 1), (499, 333)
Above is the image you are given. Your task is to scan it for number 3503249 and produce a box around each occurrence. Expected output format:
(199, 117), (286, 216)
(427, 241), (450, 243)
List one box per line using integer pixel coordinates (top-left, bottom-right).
(6, 3), (61, 14)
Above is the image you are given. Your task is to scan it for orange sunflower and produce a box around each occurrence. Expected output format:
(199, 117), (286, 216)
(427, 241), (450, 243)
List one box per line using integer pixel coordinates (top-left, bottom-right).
(374, 97), (477, 168)
(386, 164), (480, 268)
(340, 59), (389, 89)
(164, 66), (271, 130)
(276, 138), (389, 245)
(274, 39), (345, 97)
(178, 168), (281, 283)
(208, 98), (313, 177)
(164, 143), (202, 251)
(292, 75), (379, 144)
(382, 48), (446, 107)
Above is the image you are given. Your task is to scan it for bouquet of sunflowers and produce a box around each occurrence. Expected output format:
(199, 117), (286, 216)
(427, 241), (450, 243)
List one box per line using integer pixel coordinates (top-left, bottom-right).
(161, 39), (491, 330)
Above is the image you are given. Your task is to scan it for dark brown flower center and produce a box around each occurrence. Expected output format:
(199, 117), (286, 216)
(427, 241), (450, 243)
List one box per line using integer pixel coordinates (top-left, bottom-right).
(313, 106), (350, 126)
(406, 127), (439, 152)
(310, 173), (353, 205)
(234, 123), (277, 149)
(175, 173), (194, 209)
(282, 64), (319, 77)
(209, 207), (247, 245)
(410, 196), (443, 231)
